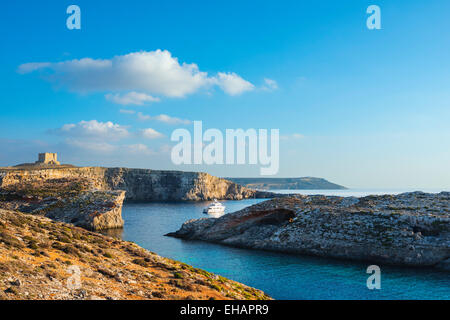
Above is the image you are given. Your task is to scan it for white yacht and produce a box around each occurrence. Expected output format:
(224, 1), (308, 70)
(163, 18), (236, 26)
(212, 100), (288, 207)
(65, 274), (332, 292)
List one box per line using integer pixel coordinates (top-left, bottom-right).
(203, 199), (225, 217)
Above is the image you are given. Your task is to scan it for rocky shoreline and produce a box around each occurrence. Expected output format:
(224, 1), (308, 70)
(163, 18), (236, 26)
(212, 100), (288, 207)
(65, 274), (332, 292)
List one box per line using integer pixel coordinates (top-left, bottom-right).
(167, 192), (450, 271)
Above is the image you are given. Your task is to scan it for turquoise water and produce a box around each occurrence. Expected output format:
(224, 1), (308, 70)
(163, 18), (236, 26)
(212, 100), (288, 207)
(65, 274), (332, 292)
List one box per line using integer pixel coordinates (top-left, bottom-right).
(113, 190), (450, 300)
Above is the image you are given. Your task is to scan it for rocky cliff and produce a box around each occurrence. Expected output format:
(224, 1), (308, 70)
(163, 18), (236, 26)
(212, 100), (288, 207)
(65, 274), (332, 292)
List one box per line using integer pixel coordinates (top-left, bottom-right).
(0, 182), (125, 231)
(0, 208), (270, 300)
(0, 167), (274, 202)
(168, 192), (450, 270)
(103, 168), (273, 201)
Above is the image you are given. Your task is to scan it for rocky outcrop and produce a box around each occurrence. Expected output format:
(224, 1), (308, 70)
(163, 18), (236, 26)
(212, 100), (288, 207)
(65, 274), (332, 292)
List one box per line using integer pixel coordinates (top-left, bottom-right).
(42, 190), (125, 231)
(168, 192), (450, 270)
(0, 167), (274, 202)
(0, 208), (270, 300)
(0, 170), (126, 231)
(0, 189), (125, 231)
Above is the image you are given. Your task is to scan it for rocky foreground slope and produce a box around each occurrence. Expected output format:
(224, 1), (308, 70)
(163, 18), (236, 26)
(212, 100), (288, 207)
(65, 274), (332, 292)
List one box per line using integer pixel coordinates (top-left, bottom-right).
(0, 167), (274, 202)
(0, 208), (270, 300)
(168, 192), (450, 270)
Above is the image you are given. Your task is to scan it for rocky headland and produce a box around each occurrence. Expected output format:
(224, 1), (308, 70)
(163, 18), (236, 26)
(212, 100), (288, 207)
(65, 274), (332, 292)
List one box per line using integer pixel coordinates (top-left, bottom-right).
(226, 177), (346, 190)
(0, 208), (270, 300)
(168, 192), (450, 271)
(0, 167), (274, 202)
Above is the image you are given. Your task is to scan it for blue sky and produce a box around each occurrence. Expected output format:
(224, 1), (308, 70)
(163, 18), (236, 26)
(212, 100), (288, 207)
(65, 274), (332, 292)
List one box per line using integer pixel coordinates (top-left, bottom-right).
(1, 0), (450, 188)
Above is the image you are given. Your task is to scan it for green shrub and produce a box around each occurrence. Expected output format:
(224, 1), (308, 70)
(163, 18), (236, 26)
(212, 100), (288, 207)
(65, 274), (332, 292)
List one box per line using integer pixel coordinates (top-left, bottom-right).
(132, 258), (149, 267)
(28, 241), (39, 250)
(103, 251), (114, 259)
(0, 232), (24, 249)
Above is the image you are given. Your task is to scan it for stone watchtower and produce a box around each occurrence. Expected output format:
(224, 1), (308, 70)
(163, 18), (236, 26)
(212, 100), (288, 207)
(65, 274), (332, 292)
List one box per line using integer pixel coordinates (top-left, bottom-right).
(36, 153), (60, 165)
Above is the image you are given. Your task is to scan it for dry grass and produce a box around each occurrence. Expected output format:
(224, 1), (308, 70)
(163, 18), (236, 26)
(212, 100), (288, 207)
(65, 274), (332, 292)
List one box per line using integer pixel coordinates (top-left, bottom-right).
(0, 208), (271, 300)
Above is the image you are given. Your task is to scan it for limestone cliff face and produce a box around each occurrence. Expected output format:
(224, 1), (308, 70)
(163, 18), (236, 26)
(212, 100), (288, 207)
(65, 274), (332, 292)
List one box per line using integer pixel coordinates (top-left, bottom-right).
(168, 192), (450, 270)
(103, 168), (265, 201)
(44, 190), (126, 231)
(0, 167), (273, 202)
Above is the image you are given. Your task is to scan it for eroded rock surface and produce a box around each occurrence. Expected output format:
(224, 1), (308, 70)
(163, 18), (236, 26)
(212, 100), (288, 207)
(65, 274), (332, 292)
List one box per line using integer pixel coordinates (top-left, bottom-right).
(0, 189), (125, 231)
(0, 175), (126, 231)
(168, 192), (450, 270)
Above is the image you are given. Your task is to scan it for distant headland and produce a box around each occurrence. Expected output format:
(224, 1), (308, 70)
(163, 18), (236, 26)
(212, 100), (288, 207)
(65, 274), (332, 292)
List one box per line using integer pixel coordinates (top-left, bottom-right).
(226, 177), (346, 190)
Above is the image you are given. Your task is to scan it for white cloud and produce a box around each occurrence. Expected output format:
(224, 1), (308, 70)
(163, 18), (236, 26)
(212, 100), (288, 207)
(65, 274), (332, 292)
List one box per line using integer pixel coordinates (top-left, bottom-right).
(139, 128), (164, 140)
(136, 112), (152, 121)
(215, 72), (255, 96)
(154, 114), (191, 125)
(262, 78), (278, 91)
(50, 120), (129, 140)
(126, 144), (154, 155)
(66, 139), (117, 153)
(158, 144), (172, 154)
(119, 109), (136, 114)
(17, 62), (52, 74)
(106, 92), (160, 105)
(66, 139), (156, 155)
(18, 50), (254, 98)
(137, 112), (191, 125)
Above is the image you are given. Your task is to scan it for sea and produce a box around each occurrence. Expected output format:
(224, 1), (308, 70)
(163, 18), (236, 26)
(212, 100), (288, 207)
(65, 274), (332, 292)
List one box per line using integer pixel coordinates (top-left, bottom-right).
(106, 189), (450, 300)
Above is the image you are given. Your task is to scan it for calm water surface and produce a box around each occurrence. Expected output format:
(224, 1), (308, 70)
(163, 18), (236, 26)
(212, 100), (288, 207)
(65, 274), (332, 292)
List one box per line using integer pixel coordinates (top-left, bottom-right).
(111, 189), (450, 300)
